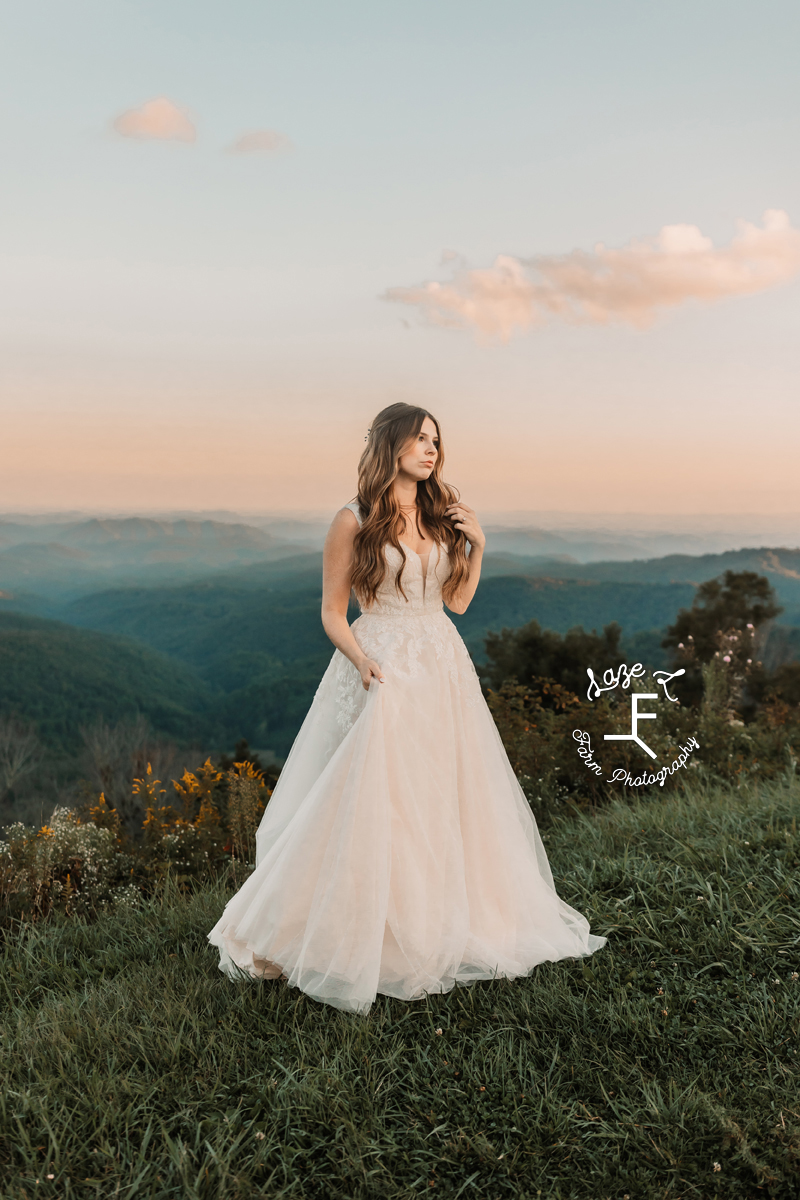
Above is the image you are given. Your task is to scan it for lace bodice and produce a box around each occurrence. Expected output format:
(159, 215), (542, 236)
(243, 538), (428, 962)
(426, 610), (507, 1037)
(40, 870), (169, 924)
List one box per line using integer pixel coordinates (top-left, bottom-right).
(343, 501), (449, 617)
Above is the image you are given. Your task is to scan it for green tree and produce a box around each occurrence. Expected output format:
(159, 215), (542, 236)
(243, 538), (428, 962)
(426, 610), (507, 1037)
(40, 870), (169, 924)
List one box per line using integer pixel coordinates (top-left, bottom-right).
(662, 570), (782, 664)
(481, 620), (624, 702)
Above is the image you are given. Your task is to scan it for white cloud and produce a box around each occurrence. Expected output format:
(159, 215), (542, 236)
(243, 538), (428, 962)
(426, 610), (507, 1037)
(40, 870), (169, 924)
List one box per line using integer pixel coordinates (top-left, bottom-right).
(385, 210), (800, 340)
(112, 97), (196, 143)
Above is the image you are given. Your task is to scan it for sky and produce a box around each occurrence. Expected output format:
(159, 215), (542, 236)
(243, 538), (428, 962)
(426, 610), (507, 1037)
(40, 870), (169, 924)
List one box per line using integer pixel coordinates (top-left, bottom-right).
(2, 0), (799, 517)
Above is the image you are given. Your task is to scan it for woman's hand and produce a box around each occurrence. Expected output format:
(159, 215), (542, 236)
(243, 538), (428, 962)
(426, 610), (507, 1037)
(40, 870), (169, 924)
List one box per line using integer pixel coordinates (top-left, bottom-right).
(445, 502), (486, 550)
(357, 657), (385, 691)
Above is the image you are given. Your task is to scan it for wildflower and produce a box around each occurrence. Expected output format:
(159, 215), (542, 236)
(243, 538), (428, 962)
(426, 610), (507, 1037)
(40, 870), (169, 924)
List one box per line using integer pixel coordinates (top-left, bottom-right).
(723, 655), (731, 663)
(747, 623), (754, 630)
(713, 1161), (721, 1172)
(791, 973), (798, 981)
(435, 1028), (443, 1035)
(661, 1009), (669, 1016)
(656, 987), (664, 995)
(47, 1175), (54, 1180)
(678, 642), (684, 649)
(255, 1131), (266, 1140)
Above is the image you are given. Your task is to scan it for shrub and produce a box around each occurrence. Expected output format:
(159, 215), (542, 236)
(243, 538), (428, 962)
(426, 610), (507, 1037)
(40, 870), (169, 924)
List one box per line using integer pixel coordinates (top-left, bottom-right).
(488, 673), (700, 824)
(225, 761), (268, 886)
(0, 755), (274, 926)
(0, 806), (132, 922)
(488, 659), (800, 825)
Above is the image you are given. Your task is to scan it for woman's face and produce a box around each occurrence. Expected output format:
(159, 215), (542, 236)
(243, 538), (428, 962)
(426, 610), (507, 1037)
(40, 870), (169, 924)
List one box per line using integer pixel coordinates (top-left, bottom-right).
(397, 416), (439, 482)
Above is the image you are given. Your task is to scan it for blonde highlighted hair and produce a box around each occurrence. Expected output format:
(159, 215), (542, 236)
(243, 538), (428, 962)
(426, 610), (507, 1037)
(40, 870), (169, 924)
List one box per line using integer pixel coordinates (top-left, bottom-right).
(350, 403), (470, 607)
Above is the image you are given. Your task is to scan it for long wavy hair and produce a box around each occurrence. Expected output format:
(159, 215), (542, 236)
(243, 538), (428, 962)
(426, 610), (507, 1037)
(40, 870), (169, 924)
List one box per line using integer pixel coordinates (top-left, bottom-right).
(350, 403), (470, 607)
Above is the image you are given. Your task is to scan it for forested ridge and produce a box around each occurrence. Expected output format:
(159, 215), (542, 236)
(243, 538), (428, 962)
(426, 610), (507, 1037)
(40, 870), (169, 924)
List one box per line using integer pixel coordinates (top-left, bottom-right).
(1, 538), (799, 805)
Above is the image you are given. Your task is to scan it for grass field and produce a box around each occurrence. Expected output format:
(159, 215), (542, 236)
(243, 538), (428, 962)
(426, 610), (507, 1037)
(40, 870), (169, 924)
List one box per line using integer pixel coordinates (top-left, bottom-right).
(2, 779), (799, 1199)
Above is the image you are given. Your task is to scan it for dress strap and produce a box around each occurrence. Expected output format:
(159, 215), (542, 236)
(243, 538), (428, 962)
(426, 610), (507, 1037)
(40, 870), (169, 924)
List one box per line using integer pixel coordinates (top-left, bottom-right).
(343, 501), (363, 526)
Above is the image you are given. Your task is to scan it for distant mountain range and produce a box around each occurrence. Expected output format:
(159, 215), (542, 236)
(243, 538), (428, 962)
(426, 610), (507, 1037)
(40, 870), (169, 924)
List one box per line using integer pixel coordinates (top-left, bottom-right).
(0, 517), (308, 601)
(481, 546), (800, 615)
(0, 515), (799, 609)
(1, 516), (798, 774)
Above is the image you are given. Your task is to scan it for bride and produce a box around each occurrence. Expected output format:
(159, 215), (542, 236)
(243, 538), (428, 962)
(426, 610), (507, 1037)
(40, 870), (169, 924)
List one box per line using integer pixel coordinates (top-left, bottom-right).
(208, 403), (605, 1013)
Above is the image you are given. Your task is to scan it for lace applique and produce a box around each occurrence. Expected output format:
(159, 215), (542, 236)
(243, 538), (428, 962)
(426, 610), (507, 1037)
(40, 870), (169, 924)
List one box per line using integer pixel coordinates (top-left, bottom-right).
(334, 652), (364, 733)
(354, 612), (470, 688)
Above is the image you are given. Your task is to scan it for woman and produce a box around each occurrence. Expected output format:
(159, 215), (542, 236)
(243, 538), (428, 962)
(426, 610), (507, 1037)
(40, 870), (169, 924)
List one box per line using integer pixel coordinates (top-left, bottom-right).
(208, 403), (605, 1013)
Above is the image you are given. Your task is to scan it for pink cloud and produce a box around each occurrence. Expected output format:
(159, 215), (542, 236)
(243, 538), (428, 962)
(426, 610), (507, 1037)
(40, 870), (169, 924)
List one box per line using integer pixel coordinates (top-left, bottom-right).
(227, 129), (292, 154)
(112, 97), (196, 142)
(385, 210), (800, 340)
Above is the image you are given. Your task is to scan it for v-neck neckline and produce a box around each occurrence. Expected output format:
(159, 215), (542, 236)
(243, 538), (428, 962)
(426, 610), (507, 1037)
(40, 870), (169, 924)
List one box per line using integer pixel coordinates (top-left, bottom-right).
(400, 541), (437, 599)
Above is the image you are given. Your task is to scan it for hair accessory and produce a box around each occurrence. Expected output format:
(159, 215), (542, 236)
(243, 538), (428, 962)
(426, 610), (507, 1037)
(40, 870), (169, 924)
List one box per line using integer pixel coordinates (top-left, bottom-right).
(364, 427), (371, 442)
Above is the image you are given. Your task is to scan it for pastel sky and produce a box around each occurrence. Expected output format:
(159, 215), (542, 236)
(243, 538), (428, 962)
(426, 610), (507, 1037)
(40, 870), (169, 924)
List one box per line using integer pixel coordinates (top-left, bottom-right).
(2, 0), (800, 516)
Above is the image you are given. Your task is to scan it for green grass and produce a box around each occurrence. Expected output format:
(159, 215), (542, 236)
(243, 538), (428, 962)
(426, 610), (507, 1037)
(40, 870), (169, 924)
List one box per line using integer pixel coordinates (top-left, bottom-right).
(1, 780), (799, 1199)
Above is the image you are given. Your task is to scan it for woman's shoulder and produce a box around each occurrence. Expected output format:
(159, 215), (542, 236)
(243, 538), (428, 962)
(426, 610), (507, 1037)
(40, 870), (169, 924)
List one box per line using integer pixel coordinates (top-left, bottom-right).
(340, 501), (363, 526)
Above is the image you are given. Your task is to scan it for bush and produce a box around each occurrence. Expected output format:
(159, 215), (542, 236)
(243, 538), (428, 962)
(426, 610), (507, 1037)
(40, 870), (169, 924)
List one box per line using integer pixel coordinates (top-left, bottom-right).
(0, 758), (273, 927)
(488, 660), (800, 826)
(0, 805), (133, 922)
(488, 673), (701, 824)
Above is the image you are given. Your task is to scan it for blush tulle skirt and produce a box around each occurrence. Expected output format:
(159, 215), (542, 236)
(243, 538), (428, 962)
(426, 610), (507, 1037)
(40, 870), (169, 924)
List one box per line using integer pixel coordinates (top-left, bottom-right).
(207, 609), (605, 1013)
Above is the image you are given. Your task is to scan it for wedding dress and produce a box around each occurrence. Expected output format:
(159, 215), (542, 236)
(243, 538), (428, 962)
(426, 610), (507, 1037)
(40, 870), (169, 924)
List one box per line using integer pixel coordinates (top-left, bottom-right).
(207, 502), (605, 1013)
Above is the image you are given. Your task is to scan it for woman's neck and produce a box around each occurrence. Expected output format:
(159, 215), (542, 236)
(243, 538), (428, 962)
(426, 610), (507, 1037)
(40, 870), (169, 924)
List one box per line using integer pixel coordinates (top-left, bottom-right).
(393, 476), (418, 507)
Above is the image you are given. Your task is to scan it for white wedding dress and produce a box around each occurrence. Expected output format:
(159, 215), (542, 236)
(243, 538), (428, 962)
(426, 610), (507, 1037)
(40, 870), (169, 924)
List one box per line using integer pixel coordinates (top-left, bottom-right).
(208, 503), (605, 1013)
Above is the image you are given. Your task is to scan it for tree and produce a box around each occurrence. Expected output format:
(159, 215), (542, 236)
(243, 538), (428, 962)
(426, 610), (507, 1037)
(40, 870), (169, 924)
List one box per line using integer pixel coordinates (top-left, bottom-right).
(481, 620), (624, 701)
(0, 717), (42, 802)
(79, 715), (182, 834)
(662, 570), (782, 664)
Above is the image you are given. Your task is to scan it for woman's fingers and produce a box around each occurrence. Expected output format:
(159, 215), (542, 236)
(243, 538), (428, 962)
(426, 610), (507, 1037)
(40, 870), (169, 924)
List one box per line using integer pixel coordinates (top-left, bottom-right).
(360, 658), (385, 690)
(444, 504), (485, 549)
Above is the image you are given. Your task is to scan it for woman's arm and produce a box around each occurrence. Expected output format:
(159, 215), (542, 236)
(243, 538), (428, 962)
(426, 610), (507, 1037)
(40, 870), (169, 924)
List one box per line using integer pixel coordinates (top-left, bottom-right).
(321, 508), (385, 690)
(444, 502), (486, 615)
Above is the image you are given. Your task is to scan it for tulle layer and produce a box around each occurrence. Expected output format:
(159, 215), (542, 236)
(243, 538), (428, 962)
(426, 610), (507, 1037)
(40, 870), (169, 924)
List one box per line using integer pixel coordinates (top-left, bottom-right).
(208, 609), (605, 1013)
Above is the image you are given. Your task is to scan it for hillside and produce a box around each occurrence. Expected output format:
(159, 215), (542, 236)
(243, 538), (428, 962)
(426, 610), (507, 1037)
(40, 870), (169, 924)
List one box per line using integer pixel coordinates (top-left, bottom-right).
(450, 575), (696, 660)
(3, 541), (799, 766)
(0, 517), (309, 601)
(54, 550), (800, 753)
(63, 572), (692, 668)
(53, 570), (696, 755)
(0, 613), (214, 757)
(2, 781), (798, 1197)
(503, 546), (800, 611)
(61, 570), (344, 757)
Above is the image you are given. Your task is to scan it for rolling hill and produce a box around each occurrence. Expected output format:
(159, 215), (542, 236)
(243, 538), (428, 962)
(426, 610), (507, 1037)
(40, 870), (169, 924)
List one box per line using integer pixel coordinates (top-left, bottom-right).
(0, 612), (214, 758)
(3, 530), (800, 767)
(0, 517), (308, 601)
(495, 546), (800, 609)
